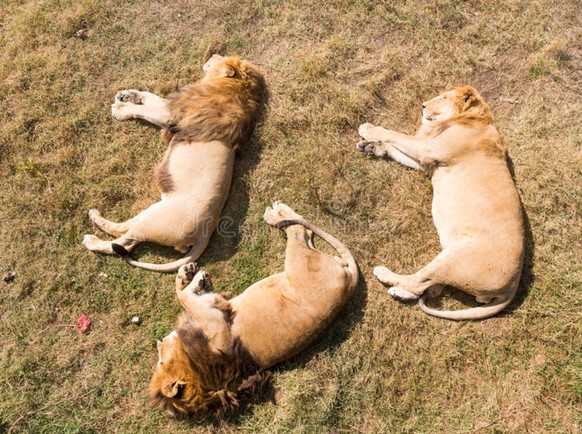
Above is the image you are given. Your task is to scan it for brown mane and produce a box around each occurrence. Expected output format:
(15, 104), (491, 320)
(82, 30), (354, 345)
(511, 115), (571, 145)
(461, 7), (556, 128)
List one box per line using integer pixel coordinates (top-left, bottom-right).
(166, 56), (267, 152)
(150, 312), (271, 417)
(153, 56), (266, 193)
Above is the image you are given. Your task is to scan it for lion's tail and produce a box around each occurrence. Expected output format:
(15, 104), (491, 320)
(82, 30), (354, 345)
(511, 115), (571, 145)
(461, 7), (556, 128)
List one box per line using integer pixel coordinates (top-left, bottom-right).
(418, 283), (518, 321)
(274, 219), (359, 292)
(111, 241), (206, 273)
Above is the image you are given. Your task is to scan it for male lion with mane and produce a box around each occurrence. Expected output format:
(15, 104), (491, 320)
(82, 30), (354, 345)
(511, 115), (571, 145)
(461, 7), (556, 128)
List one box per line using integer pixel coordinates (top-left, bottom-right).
(83, 55), (266, 272)
(150, 202), (358, 416)
(357, 85), (524, 320)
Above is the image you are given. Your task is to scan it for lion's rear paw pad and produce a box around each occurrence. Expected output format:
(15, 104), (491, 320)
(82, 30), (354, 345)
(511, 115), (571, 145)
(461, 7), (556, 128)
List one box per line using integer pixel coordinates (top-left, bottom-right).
(193, 272), (212, 294)
(178, 262), (199, 285)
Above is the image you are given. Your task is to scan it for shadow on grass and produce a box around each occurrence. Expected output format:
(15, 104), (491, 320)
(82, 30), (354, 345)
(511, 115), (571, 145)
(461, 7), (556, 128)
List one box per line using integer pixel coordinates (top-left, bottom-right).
(505, 155), (535, 314)
(200, 134), (264, 265)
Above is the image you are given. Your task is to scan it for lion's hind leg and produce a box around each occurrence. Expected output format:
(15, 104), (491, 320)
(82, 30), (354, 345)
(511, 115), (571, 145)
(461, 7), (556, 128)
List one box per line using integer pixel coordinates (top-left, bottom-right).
(82, 233), (140, 255)
(88, 209), (137, 237)
(264, 201), (348, 293)
(373, 266), (439, 301)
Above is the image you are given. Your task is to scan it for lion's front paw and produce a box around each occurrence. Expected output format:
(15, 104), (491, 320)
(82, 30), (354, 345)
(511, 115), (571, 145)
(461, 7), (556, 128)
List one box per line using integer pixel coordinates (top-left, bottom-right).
(358, 123), (389, 142)
(358, 123), (376, 139)
(356, 140), (387, 157)
(115, 90), (143, 104)
(177, 262), (199, 289)
(111, 102), (133, 121)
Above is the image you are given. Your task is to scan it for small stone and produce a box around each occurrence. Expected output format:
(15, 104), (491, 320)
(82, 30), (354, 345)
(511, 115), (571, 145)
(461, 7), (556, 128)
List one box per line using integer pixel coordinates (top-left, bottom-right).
(75, 28), (88, 39)
(131, 316), (142, 325)
(3, 272), (16, 283)
(98, 272), (108, 278)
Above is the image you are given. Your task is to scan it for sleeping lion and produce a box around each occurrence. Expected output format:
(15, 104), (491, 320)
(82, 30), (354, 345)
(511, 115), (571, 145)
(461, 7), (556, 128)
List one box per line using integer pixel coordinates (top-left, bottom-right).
(150, 202), (358, 416)
(357, 85), (524, 320)
(83, 55), (266, 272)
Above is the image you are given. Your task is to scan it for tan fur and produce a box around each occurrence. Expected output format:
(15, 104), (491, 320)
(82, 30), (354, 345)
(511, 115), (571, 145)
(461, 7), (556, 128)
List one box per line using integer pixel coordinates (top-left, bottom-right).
(150, 202), (358, 416)
(82, 55), (267, 272)
(357, 85), (524, 320)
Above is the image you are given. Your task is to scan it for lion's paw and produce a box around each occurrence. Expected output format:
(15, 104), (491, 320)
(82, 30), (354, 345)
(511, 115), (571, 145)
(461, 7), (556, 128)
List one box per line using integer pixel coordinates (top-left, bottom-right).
(388, 286), (419, 301)
(111, 102), (133, 121)
(82, 234), (100, 250)
(358, 122), (378, 140)
(264, 201), (303, 226)
(373, 266), (398, 285)
(177, 262), (199, 288)
(356, 140), (387, 157)
(115, 90), (143, 104)
(88, 209), (102, 223)
(192, 271), (212, 295)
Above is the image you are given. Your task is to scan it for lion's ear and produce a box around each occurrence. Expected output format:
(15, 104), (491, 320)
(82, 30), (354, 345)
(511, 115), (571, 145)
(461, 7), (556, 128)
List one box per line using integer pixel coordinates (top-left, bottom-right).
(223, 64), (236, 78)
(458, 86), (482, 111)
(162, 380), (186, 398)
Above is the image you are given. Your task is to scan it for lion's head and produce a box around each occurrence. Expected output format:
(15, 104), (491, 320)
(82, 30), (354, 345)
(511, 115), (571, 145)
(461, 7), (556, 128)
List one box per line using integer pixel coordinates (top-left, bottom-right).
(149, 312), (271, 418)
(422, 85), (492, 126)
(164, 55), (267, 151)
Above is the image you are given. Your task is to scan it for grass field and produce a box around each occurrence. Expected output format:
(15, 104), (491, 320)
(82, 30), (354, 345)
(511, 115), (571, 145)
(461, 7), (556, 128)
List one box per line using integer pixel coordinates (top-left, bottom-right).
(1, 0), (581, 432)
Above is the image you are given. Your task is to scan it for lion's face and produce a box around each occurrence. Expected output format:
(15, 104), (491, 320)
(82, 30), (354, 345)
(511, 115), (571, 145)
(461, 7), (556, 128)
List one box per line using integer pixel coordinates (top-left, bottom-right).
(149, 312), (238, 417)
(149, 308), (270, 417)
(422, 85), (487, 124)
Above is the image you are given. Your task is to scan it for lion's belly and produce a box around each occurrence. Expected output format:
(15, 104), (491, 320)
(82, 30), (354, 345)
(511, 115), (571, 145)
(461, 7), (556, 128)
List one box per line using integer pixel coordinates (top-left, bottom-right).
(431, 160), (524, 261)
(140, 141), (235, 245)
(230, 274), (349, 368)
(166, 141), (235, 195)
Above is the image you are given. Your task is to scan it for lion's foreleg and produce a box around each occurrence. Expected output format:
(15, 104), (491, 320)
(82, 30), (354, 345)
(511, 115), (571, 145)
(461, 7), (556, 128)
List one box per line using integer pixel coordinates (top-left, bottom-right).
(111, 102), (172, 127)
(356, 140), (422, 170)
(111, 90), (171, 127)
(358, 123), (437, 165)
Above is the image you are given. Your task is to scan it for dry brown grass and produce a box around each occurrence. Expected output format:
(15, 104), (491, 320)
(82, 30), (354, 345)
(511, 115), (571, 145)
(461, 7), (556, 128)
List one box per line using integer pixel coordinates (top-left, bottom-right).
(0, 0), (581, 432)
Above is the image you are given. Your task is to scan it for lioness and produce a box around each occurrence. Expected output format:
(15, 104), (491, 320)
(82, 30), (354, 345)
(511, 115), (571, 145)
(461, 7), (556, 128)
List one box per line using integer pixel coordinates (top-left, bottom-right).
(150, 202), (358, 416)
(83, 55), (266, 271)
(357, 85), (524, 320)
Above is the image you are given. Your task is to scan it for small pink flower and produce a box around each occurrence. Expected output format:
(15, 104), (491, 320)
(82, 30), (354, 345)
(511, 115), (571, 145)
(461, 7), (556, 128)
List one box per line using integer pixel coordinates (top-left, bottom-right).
(76, 314), (92, 333)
